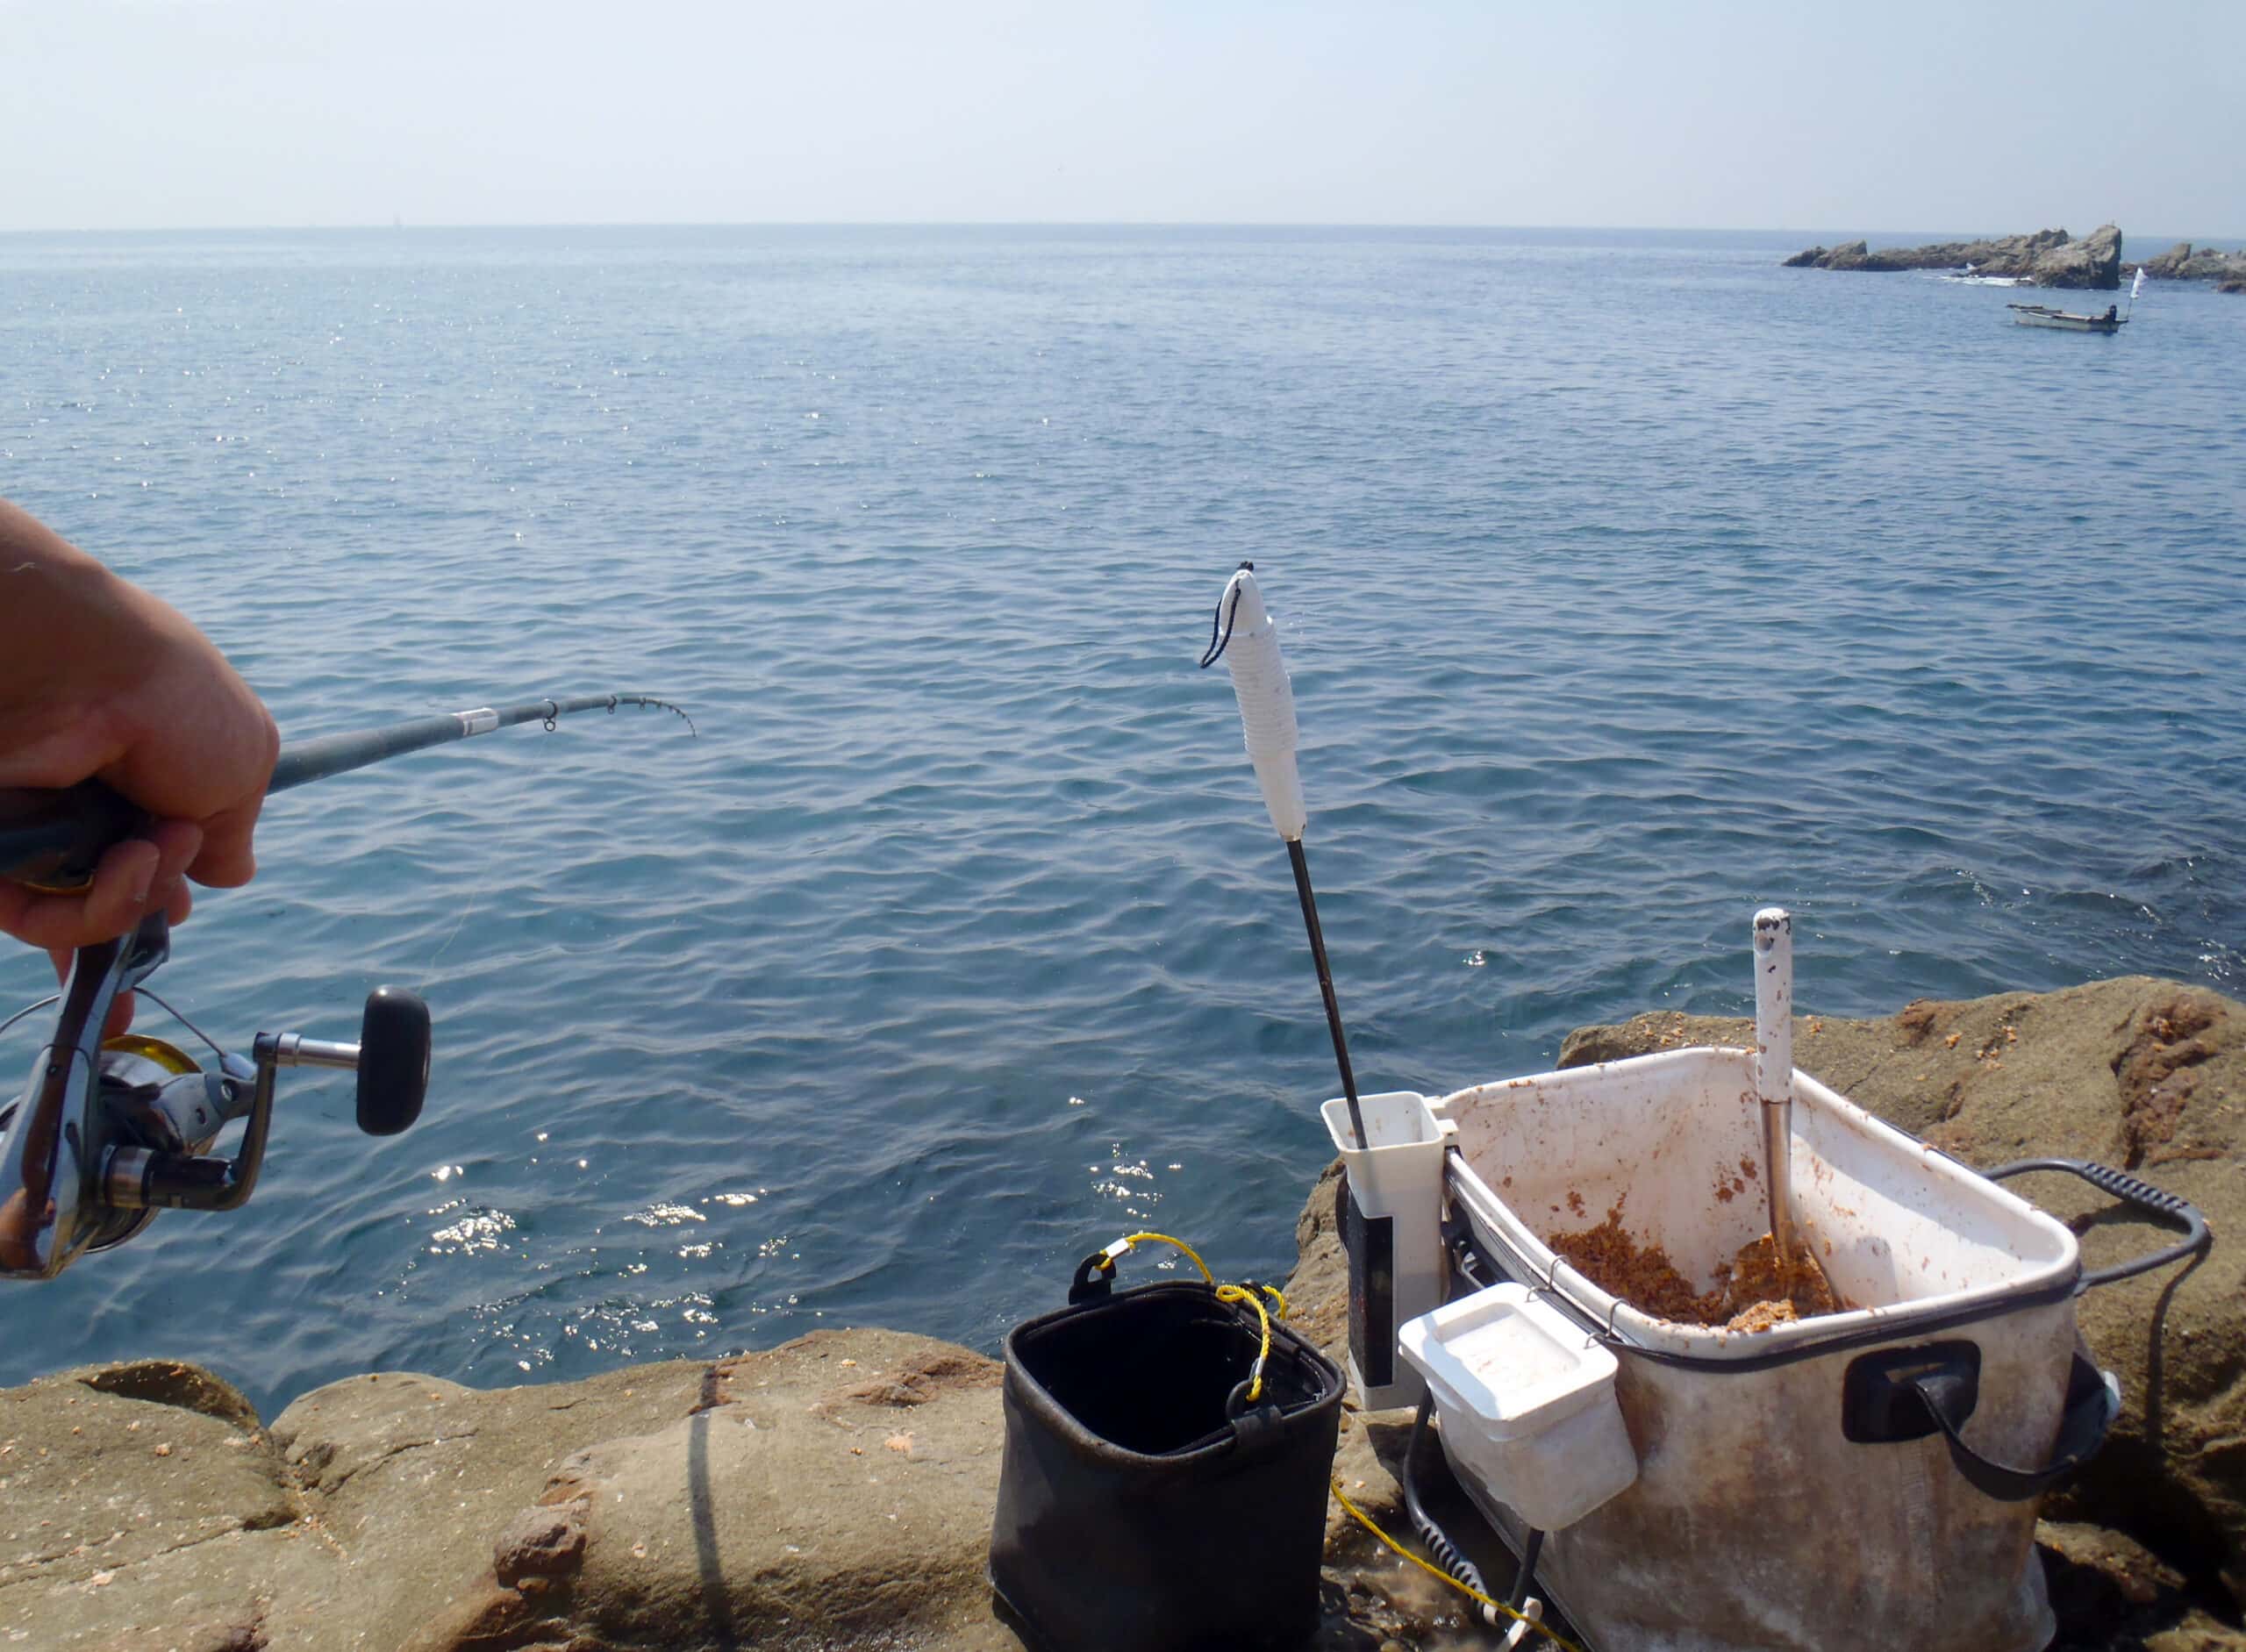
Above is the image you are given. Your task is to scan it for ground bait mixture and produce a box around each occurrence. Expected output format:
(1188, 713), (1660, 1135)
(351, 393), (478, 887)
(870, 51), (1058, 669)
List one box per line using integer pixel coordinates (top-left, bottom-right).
(1549, 1200), (1841, 1332)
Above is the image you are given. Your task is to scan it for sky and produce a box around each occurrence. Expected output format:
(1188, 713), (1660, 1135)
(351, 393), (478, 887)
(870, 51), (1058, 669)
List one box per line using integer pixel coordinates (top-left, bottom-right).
(3, 0), (2242, 238)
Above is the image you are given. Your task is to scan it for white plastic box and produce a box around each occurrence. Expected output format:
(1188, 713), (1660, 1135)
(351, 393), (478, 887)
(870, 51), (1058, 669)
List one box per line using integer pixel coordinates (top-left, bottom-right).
(1398, 1284), (1638, 1531)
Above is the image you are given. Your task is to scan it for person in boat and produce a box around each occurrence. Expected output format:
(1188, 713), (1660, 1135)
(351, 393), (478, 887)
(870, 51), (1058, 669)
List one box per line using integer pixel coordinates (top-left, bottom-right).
(2105, 305), (2119, 323)
(0, 498), (277, 1028)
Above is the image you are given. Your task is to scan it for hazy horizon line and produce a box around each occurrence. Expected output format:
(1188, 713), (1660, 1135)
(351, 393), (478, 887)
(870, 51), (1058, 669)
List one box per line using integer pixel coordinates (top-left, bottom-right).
(5, 218), (2241, 246)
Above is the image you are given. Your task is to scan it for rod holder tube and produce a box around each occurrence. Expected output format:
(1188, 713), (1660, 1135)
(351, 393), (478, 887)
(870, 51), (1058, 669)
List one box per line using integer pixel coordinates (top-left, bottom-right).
(1323, 1091), (1452, 1410)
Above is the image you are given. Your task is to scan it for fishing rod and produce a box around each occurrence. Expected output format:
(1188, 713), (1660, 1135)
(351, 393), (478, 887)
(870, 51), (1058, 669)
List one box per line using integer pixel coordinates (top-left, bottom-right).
(2, 693), (695, 894)
(1200, 564), (1368, 1151)
(0, 690), (693, 1282)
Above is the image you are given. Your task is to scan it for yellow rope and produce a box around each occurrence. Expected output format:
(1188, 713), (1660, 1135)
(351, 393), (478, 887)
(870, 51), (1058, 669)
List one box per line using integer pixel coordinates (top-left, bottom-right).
(1212, 1284), (1275, 1399)
(1328, 1479), (1582, 1652)
(1108, 1234), (1288, 1400)
(1115, 1231), (1213, 1284)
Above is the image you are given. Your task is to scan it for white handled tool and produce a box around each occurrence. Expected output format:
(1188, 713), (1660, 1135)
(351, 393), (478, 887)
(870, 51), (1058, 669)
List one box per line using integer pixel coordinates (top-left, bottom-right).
(1203, 564), (1366, 1149)
(1753, 907), (1797, 1263)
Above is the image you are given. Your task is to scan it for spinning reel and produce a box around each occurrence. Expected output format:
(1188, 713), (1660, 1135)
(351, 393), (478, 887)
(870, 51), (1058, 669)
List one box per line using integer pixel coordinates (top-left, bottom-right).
(0, 912), (431, 1281)
(0, 690), (690, 1283)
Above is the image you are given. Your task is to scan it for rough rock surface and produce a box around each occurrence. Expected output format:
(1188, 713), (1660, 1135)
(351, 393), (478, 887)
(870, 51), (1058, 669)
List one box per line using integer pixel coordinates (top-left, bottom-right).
(2029, 224), (2125, 288)
(1559, 977), (2245, 1617)
(1784, 225), (2125, 287)
(1, 1335), (1022, 1651)
(2136, 242), (2246, 283)
(2142, 241), (2199, 277)
(4, 978), (2242, 1649)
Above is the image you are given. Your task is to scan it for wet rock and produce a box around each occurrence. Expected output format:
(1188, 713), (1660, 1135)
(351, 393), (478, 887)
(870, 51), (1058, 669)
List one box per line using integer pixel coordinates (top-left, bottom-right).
(2032, 223), (2124, 288)
(1817, 238), (1877, 270)
(2141, 241), (2200, 278)
(2135, 242), (2246, 284)
(1785, 227), (2074, 275)
(1781, 225), (2125, 288)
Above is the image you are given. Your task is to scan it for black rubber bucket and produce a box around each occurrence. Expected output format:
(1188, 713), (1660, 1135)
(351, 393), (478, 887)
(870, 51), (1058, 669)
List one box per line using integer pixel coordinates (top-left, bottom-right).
(989, 1262), (1345, 1652)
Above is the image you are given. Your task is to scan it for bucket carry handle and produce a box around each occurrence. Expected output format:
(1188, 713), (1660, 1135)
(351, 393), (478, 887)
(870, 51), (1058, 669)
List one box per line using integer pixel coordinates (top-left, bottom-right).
(1066, 1232), (1298, 1455)
(1842, 1341), (2120, 1503)
(1984, 1157), (2213, 1290)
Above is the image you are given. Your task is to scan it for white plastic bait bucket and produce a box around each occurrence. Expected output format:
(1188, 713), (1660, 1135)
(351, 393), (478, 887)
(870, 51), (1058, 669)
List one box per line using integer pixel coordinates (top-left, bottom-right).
(1429, 1047), (2119, 1652)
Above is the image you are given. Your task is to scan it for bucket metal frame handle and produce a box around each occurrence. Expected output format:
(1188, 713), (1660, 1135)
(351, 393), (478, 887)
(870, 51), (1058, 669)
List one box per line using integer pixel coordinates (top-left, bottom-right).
(1984, 1157), (2213, 1290)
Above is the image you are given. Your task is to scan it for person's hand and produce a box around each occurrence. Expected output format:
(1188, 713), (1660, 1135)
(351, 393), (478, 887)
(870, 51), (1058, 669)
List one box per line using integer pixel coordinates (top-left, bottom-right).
(0, 501), (280, 1018)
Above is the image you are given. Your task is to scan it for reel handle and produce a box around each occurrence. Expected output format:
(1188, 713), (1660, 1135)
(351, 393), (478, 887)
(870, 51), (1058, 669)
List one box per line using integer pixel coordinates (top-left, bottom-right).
(260, 986), (431, 1135)
(102, 987), (431, 1221)
(358, 986), (431, 1136)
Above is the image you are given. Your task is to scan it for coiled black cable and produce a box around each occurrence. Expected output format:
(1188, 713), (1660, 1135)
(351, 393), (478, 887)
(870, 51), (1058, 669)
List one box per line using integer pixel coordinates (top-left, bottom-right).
(1402, 1391), (1492, 1607)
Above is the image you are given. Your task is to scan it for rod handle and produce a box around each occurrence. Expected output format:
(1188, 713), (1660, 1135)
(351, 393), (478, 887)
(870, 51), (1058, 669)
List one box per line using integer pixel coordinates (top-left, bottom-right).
(0, 780), (146, 893)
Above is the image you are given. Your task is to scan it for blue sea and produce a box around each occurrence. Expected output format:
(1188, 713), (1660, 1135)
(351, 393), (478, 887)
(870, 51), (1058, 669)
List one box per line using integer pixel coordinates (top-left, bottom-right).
(2, 226), (2241, 1416)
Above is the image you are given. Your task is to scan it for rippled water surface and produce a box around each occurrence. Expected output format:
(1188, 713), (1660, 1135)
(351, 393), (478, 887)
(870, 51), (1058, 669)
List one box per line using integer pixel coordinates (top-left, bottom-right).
(3, 226), (2241, 1412)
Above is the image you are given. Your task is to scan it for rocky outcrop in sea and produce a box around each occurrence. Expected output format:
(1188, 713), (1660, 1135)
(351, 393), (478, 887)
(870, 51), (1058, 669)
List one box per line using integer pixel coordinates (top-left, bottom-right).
(3, 976), (2241, 1649)
(1784, 225), (2124, 289)
(2135, 241), (2246, 292)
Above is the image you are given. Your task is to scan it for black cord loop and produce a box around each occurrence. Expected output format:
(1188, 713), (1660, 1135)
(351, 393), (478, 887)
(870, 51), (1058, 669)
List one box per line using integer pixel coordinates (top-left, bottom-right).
(1198, 560), (1255, 669)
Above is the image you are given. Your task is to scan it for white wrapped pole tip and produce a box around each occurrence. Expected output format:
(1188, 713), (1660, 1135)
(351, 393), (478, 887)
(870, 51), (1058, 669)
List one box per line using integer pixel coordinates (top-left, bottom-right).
(1216, 569), (1308, 842)
(1753, 907), (1793, 1104)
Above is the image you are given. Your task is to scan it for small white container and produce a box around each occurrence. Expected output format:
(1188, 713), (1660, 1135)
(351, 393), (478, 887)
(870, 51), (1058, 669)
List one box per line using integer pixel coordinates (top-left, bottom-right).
(1398, 1284), (1639, 1532)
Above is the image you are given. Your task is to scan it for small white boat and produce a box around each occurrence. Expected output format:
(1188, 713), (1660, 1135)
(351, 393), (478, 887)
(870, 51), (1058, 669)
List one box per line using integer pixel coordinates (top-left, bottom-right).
(2008, 302), (2126, 333)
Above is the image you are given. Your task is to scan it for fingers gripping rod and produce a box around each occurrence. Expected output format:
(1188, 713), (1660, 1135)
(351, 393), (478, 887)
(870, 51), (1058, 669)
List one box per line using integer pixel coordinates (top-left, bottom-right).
(1206, 565), (1366, 1150)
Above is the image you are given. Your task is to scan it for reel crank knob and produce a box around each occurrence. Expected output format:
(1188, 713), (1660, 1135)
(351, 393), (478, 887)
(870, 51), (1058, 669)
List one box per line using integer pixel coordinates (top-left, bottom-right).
(356, 987), (431, 1136)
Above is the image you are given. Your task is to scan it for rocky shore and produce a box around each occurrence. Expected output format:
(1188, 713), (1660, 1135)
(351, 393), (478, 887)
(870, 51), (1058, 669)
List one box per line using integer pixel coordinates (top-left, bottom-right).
(2133, 241), (2246, 292)
(1784, 225), (2124, 288)
(4, 976), (2242, 1650)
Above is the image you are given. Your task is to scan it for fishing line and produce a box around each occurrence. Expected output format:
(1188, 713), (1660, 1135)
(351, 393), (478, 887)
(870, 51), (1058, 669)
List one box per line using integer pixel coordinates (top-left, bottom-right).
(133, 989), (226, 1060)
